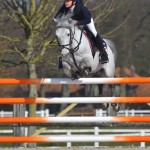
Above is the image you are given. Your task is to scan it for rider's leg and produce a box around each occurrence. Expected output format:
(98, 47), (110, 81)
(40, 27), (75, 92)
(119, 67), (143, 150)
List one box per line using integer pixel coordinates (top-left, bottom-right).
(86, 18), (109, 64)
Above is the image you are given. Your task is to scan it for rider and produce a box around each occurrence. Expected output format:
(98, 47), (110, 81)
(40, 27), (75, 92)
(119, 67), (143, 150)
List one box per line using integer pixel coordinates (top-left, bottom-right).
(54, 0), (109, 64)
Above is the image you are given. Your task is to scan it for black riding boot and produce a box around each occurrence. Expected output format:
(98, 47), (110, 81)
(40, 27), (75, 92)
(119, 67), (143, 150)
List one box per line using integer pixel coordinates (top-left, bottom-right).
(95, 34), (109, 64)
(58, 57), (63, 69)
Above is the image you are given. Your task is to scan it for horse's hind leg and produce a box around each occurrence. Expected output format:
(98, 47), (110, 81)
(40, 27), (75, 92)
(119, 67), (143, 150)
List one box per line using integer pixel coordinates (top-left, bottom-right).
(98, 84), (103, 97)
(97, 84), (109, 110)
(109, 84), (120, 112)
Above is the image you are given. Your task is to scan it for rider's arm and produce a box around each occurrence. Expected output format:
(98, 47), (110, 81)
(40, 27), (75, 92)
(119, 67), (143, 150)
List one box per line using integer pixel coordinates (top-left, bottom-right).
(54, 5), (67, 19)
(79, 6), (91, 25)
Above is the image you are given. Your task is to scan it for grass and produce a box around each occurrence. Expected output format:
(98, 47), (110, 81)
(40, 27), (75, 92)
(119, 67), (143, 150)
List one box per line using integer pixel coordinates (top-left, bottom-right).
(0, 125), (150, 147)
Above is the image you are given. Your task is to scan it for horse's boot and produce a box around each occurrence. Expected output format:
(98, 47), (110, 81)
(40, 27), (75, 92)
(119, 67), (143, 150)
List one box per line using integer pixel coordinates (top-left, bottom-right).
(95, 34), (109, 64)
(58, 57), (63, 69)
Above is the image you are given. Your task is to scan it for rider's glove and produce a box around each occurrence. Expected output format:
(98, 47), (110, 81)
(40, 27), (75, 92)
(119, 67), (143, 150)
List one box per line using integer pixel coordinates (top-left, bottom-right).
(70, 19), (79, 26)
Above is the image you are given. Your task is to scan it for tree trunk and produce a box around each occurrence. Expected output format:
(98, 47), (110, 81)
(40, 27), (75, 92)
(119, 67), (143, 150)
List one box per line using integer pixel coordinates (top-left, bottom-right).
(25, 33), (38, 147)
(27, 63), (38, 148)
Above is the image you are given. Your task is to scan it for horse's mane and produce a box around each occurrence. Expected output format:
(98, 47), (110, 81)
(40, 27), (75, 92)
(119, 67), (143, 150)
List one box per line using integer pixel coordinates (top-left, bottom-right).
(55, 13), (77, 29)
(57, 20), (69, 27)
(56, 19), (76, 29)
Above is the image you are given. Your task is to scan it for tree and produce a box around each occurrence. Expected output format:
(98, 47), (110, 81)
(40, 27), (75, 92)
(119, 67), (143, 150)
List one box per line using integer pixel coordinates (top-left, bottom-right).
(0, 0), (58, 147)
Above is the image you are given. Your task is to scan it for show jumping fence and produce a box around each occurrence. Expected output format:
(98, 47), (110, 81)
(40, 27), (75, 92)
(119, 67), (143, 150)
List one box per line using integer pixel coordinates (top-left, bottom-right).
(0, 77), (150, 146)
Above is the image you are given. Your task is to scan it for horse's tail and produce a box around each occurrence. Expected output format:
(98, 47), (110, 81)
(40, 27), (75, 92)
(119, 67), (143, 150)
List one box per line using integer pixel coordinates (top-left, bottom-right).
(104, 39), (118, 64)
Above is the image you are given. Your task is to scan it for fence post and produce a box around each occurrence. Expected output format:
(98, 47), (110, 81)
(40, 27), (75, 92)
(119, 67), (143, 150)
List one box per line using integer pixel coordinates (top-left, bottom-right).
(141, 130), (145, 148)
(46, 109), (49, 117)
(131, 109), (134, 116)
(13, 104), (25, 147)
(41, 110), (44, 117)
(67, 131), (71, 148)
(125, 109), (128, 116)
(94, 127), (99, 147)
(1, 110), (3, 117)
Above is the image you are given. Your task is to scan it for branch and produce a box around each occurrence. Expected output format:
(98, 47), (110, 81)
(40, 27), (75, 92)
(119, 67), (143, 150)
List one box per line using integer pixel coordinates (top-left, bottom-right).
(94, 0), (116, 23)
(103, 17), (128, 38)
(0, 35), (20, 42)
(0, 59), (26, 66)
(0, 35), (27, 61)
(29, 0), (36, 17)
(4, 0), (32, 30)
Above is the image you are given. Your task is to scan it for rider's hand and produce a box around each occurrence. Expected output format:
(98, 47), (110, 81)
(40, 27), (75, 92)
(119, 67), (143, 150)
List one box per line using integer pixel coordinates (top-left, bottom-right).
(70, 19), (79, 26)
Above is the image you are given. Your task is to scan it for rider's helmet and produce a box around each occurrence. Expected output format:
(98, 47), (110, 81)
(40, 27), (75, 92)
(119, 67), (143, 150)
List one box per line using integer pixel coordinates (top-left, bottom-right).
(74, 0), (82, 2)
(64, 0), (82, 8)
(64, 0), (82, 3)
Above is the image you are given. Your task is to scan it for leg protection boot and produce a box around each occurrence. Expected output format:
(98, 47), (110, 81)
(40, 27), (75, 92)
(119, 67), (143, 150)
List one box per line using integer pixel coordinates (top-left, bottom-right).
(95, 34), (109, 64)
(58, 57), (63, 69)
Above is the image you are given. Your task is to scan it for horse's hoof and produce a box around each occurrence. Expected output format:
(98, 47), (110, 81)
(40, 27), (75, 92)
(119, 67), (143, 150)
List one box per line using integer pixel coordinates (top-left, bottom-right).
(102, 103), (109, 110)
(71, 73), (79, 80)
(84, 70), (89, 77)
(83, 67), (92, 77)
(111, 103), (120, 112)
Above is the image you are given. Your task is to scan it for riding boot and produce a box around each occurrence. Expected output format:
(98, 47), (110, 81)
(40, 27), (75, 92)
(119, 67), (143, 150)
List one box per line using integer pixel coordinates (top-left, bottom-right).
(95, 34), (109, 64)
(58, 57), (63, 69)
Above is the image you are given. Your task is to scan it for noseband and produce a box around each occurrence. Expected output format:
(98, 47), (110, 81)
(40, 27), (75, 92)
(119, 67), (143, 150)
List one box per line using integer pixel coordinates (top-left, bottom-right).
(56, 25), (83, 53)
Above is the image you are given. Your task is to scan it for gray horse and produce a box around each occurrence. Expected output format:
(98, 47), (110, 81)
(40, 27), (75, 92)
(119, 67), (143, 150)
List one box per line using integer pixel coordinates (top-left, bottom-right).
(55, 18), (120, 113)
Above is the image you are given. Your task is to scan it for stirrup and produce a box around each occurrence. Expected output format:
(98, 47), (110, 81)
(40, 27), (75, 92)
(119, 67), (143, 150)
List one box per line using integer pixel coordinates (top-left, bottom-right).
(99, 55), (109, 64)
(100, 59), (109, 64)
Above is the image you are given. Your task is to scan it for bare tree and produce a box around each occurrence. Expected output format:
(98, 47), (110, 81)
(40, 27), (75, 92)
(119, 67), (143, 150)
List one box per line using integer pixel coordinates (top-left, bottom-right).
(0, 0), (58, 147)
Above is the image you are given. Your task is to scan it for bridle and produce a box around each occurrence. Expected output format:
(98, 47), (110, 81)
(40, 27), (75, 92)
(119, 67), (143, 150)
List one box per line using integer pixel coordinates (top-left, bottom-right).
(56, 25), (84, 74)
(56, 25), (83, 53)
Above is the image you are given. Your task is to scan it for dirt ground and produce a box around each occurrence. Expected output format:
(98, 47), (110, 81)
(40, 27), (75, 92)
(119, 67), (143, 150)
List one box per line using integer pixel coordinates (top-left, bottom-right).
(0, 147), (150, 150)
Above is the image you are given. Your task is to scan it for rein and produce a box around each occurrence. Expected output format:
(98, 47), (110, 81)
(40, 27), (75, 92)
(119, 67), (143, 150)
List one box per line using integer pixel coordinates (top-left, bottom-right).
(56, 25), (84, 75)
(56, 25), (83, 53)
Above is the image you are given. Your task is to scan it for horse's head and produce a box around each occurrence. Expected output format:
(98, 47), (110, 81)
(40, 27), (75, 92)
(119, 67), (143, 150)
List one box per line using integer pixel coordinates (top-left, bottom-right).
(54, 17), (79, 56)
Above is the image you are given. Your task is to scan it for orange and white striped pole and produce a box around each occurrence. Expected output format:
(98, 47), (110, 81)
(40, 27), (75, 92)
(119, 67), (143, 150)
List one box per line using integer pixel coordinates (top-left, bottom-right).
(0, 97), (150, 104)
(0, 116), (150, 124)
(0, 136), (150, 143)
(0, 77), (150, 84)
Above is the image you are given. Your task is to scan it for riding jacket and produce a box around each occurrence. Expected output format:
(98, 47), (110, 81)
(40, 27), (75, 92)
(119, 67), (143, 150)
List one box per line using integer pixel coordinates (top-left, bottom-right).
(55, 2), (92, 25)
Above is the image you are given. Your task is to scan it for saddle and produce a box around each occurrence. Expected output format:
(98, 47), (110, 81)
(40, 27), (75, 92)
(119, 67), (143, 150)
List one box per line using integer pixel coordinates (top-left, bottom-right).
(82, 27), (106, 57)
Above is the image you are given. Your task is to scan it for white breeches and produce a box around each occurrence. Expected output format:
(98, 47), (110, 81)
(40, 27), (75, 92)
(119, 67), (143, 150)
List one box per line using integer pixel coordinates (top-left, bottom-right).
(86, 18), (97, 37)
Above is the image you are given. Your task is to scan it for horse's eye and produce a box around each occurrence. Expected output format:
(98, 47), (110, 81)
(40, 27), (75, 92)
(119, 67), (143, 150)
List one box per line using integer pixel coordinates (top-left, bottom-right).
(67, 33), (70, 36)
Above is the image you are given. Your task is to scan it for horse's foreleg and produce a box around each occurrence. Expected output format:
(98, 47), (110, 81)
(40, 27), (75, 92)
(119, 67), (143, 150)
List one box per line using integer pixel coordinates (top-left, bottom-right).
(62, 62), (72, 78)
(63, 62), (80, 80)
(82, 55), (93, 76)
(83, 55), (93, 68)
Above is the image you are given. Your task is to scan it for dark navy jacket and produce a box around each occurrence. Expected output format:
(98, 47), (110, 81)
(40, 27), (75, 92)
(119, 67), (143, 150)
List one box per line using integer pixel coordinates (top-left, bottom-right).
(55, 2), (92, 25)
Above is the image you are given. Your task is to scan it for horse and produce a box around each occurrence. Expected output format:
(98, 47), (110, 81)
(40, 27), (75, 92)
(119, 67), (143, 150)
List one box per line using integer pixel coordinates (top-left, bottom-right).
(54, 17), (120, 114)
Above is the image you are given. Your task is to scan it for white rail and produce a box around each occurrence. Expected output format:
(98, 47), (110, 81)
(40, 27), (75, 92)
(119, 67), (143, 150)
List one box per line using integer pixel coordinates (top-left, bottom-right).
(1, 109), (150, 117)
(96, 109), (150, 117)
(0, 128), (150, 147)
(0, 109), (50, 117)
